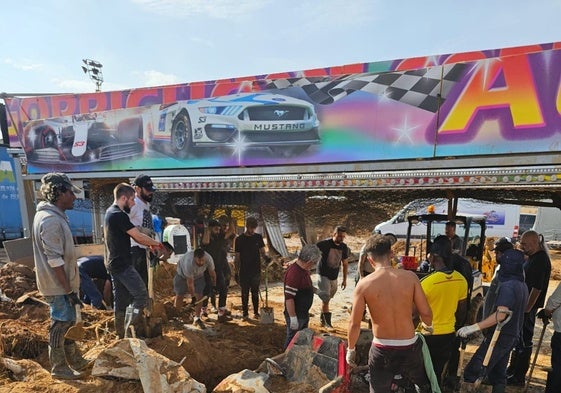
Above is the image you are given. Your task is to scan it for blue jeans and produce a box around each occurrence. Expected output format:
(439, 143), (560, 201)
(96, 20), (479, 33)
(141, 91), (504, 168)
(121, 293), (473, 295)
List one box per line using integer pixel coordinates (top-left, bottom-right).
(283, 311), (310, 349)
(546, 331), (561, 393)
(463, 332), (518, 386)
(78, 265), (103, 309)
(44, 294), (76, 321)
(111, 265), (148, 313)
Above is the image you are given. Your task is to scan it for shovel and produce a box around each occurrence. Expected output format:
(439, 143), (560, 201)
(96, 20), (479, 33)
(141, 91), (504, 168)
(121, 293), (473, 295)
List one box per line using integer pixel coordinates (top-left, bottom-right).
(260, 260), (275, 324)
(473, 309), (512, 389)
(65, 304), (85, 341)
(16, 291), (49, 306)
(185, 295), (208, 312)
(524, 314), (550, 393)
(145, 250), (154, 337)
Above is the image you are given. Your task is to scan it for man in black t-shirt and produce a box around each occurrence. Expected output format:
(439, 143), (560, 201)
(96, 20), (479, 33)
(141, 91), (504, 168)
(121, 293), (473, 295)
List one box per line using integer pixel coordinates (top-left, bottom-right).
(104, 183), (163, 338)
(507, 230), (552, 386)
(234, 217), (269, 320)
(316, 225), (349, 330)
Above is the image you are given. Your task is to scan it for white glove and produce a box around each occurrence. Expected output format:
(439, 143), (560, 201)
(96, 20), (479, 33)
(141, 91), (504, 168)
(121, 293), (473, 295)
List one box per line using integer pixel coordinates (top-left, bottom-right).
(420, 321), (434, 335)
(456, 324), (481, 338)
(289, 316), (299, 330)
(346, 347), (356, 367)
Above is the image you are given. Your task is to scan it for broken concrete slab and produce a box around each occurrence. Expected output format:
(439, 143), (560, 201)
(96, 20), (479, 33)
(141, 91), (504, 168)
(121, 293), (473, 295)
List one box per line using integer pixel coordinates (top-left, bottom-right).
(91, 338), (206, 393)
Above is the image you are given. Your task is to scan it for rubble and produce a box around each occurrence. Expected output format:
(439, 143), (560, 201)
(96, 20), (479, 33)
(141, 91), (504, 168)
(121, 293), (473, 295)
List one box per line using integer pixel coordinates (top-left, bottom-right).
(0, 232), (558, 392)
(91, 338), (206, 392)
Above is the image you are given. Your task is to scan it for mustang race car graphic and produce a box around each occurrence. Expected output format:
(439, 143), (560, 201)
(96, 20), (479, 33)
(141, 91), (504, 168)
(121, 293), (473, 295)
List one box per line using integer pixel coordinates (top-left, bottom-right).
(146, 92), (320, 158)
(22, 114), (144, 164)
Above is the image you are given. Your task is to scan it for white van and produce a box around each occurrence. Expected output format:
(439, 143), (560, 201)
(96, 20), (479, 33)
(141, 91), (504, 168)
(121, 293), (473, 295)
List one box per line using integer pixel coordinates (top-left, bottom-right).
(374, 198), (521, 239)
(532, 206), (561, 242)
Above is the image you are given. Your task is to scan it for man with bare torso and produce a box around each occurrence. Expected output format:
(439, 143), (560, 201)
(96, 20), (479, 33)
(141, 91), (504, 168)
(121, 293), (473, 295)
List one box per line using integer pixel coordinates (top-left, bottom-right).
(347, 234), (433, 393)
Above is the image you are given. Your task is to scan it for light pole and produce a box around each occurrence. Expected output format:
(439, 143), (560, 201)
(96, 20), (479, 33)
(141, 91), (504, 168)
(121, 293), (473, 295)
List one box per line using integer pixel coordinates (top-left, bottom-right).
(81, 59), (103, 92)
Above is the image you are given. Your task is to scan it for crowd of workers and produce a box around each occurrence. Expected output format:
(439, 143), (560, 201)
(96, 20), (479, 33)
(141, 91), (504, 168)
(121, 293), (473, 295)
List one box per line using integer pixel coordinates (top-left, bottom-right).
(30, 170), (560, 392)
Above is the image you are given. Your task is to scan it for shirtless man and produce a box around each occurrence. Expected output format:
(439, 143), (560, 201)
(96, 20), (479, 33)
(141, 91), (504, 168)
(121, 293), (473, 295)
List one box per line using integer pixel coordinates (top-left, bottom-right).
(347, 234), (433, 393)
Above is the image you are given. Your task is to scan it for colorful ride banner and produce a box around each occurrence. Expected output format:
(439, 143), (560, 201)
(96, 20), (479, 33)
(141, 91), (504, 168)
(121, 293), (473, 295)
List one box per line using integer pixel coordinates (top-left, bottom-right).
(4, 41), (561, 174)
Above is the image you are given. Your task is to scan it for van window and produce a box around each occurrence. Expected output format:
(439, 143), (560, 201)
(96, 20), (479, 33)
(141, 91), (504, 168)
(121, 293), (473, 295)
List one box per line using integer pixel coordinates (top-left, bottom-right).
(519, 213), (536, 235)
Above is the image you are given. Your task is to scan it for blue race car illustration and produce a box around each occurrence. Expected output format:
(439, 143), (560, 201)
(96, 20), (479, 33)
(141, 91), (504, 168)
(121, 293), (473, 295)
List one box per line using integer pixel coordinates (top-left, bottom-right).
(146, 92), (320, 158)
(22, 114), (144, 164)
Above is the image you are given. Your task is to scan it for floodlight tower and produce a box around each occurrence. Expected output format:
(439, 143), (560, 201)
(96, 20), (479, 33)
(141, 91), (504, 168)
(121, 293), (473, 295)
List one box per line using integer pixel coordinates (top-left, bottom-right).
(81, 59), (104, 92)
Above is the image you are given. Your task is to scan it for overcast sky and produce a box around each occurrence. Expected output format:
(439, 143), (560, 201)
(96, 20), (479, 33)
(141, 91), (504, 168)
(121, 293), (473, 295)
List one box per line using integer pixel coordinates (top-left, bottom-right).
(1, 0), (559, 95)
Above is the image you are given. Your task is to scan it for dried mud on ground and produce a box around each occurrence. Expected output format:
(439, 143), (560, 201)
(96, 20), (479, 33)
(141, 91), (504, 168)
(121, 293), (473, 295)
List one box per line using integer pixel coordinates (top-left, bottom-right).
(1, 236), (560, 393)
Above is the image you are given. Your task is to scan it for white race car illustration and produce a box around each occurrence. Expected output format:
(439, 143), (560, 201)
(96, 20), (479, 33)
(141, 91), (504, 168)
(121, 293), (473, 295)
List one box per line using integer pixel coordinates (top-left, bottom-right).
(146, 92), (320, 158)
(22, 114), (144, 164)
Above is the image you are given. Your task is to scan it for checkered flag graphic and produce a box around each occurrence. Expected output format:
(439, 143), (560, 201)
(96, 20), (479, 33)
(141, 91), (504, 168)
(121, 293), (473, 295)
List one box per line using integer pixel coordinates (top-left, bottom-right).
(261, 63), (467, 112)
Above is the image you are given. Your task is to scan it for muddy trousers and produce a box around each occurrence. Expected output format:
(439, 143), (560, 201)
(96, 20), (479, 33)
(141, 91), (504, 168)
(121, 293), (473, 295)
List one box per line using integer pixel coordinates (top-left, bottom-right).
(508, 307), (537, 382)
(463, 332), (518, 387)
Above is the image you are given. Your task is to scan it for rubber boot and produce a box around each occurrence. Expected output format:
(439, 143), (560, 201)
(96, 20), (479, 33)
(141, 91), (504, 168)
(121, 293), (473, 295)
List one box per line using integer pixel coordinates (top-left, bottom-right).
(49, 346), (81, 380)
(507, 347), (531, 386)
(491, 384), (506, 393)
(460, 382), (475, 393)
(321, 312), (334, 330)
(64, 341), (90, 371)
(124, 305), (144, 338)
(506, 349), (519, 377)
(115, 312), (126, 339)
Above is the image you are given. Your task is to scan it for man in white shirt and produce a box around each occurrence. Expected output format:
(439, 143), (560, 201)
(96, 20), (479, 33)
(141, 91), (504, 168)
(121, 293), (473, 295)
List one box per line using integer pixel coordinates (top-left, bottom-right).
(129, 174), (156, 287)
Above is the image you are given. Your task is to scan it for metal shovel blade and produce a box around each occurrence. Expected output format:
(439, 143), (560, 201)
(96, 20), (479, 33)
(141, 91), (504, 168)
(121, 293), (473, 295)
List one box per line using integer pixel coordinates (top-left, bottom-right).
(65, 304), (85, 341)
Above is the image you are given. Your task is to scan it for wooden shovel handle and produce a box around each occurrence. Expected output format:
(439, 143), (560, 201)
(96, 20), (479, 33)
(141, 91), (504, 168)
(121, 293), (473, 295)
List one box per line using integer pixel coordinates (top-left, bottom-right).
(75, 304), (82, 323)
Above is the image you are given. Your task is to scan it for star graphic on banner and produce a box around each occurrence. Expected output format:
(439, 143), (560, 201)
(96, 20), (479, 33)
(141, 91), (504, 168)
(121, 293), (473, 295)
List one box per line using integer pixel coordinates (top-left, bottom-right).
(231, 135), (248, 165)
(392, 116), (420, 145)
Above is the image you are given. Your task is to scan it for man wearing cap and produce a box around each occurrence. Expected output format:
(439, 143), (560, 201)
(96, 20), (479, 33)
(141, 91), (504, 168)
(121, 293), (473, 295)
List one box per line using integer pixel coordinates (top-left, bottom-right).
(104, 183), (164, 338)
(316, 225), (350, 330)
(129, 174), (157, 287)
(283, 244), (322, 349)
(202, 218), (236, 322)
(420, 235), (467, 388)
(32, 173), (89, 379)
(483, 237), (514, 319)
(457, 249), (528, 393)
(507, 230), (551, 386)
(445, 221), (463, 254)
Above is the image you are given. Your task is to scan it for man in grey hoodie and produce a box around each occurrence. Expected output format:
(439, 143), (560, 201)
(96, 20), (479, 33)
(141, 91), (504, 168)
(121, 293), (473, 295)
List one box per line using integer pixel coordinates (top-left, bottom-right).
(32, 173), (89, 380)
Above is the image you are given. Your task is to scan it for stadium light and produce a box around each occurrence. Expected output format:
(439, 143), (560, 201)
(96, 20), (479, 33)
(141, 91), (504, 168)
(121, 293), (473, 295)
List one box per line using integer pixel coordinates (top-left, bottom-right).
(81, 59), (104, 92)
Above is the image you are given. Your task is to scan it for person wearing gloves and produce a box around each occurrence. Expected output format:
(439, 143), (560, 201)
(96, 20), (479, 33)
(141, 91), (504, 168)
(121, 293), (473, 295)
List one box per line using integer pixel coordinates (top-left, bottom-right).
(482, 237), (514, 319)
(537, 281), (561, 393)
(104, 183), (164, 339)
(347, 234), (434, 393)
(283, 244), (322, 349)
(32, 173), (89, 379)
(457, 248), (528, 393)
(129, 174), (157, 288)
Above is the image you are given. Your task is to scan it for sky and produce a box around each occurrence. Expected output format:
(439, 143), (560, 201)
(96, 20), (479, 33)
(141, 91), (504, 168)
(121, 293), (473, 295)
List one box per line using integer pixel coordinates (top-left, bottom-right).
(0, 0), (559, 95)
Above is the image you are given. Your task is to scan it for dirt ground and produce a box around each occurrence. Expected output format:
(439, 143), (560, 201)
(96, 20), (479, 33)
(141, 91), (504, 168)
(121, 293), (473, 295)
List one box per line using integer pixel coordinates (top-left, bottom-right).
(1, 235), (560, 393)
